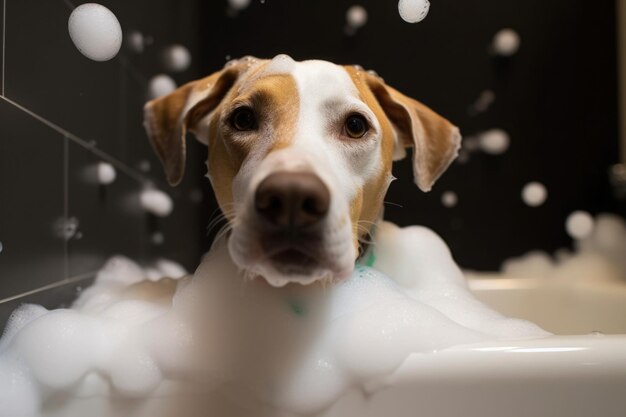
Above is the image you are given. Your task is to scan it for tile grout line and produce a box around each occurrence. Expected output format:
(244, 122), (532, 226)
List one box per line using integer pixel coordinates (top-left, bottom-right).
(0, 270), (98, 305)
(0, 95), (149, 184)
(63, 137), (69, 281)
(2, 0), (6, 96)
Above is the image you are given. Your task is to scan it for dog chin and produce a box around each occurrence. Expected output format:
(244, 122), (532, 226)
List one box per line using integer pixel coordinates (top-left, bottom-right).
(227, 226), (356, 287)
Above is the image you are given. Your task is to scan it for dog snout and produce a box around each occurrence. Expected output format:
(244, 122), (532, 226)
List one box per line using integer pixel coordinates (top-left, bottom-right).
(255, 172), (330, 230)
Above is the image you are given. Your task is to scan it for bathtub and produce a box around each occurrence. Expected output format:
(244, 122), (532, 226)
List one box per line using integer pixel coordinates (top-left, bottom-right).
(320, 274), (626, 417)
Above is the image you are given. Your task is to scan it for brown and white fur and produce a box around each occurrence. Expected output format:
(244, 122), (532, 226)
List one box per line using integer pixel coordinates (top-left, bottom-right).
(143, 55), (461, 287)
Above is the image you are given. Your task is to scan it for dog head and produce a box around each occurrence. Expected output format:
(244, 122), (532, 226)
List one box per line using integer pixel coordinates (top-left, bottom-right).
(144, 55), (461, 286)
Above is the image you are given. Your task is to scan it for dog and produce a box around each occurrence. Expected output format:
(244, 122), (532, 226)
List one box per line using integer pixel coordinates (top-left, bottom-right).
(143, 54), (461, 287)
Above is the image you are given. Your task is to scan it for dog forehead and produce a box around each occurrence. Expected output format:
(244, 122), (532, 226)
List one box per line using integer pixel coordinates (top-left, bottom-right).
(292, 60), (360, 103)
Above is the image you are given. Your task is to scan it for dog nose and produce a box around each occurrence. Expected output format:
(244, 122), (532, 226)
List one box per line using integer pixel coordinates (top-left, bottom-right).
(255, 172), (330, 228)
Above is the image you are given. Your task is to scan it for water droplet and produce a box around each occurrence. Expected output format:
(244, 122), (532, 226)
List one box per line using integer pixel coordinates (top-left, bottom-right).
(0, 241), (3, 254)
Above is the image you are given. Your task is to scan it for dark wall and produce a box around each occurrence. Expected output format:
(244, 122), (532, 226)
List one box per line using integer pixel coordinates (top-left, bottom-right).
(0, 0), (207, 326)
(199, 0), (620, 270)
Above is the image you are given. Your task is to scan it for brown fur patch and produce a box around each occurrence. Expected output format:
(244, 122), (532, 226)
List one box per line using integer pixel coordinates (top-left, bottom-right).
(205, 73), (300, 217)
(343, 66), (397, 244)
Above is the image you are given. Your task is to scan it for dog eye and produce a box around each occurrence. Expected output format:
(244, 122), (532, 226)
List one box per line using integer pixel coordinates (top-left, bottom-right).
(344, 114), (369, 138)
(230, 107), (257, 131)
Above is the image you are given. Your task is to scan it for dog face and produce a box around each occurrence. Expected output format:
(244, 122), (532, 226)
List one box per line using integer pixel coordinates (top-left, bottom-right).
(144, 55), (461, 286)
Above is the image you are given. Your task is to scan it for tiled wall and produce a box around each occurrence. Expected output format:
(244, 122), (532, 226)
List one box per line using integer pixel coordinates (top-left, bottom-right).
(0, 0), (211, 328)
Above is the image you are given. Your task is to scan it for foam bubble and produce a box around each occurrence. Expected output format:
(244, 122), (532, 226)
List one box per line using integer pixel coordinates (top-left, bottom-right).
(140, 189), (173, 217)
(346, 5), (368, 29)
(470, 89), (496, 114)
(68, 4), (122, 62)
(479, 129), (510, 155)
(97, 162), (116, 185)
(148, 75), (177, 99)
(521, 182), (548, 207)
(161, 44), (192, 72)
(125, 30), (145, 53)
(0, 225), (547, 416)
(492, 28), (521, 57)
(398, 0), (430, 23)
(441, 191), (458, 208)
(228, 0), (251, 11)
(151, 232), (165, 245)
(566, 211), (595, 240)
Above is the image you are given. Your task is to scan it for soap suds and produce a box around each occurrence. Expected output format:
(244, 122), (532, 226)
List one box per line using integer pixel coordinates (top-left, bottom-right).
(161, 45), (192, 72)
(68, 4), (122, 62)
(148, 74), (177, 99)
(471, 214), (626, 283)
(398, 0), (430, 24)
(492, 28), (521, 57)
(0, 224), (547, 417)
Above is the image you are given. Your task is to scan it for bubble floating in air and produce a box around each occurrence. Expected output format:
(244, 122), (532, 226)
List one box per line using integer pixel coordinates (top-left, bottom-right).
(228, 0), (251, 14)
(68, 3), (122, 61)
(566, 211), (595, 240)
(140, 189), (173, 217)
(492, 28), (521, 57)
(161, 44), (192, 73)
(151, 232), (165, 245)
(96, 162), (116, 185)
(345, 5), (368, 35)
(138, 160), (151, 172)
(441, 191), (458, 208)
(55, 217), (80, 240)
(125, 30), (145, 53)
(469, 90), (496, 115)
(479, 129), (510, 155)
(148, 75), (177, 99)
(521, 182), (547, 207)
(398, 0), (430, 23)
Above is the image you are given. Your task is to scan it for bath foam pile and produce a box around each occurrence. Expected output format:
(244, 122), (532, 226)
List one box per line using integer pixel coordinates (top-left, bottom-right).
(0, 223), (548, 417)
(469, 214), (626, 283)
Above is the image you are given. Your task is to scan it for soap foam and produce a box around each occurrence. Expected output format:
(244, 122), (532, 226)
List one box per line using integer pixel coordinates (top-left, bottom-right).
(474, 214), (626, 283)
(68, 3), (122, 62)
(0, 224), (548, 417)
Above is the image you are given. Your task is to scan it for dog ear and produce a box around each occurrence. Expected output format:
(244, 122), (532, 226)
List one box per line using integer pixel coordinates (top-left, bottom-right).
(366, 77), (461, 192)
(143, 68), (240, 186)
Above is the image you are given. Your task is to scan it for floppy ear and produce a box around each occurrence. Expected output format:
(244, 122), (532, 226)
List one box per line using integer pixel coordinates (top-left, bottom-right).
(143, 68), (240, 186)
(367, 77), (462, 192)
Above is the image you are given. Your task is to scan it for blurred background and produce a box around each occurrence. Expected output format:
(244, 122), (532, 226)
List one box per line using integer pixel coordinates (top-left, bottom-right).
(0, 0), (623, 327)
